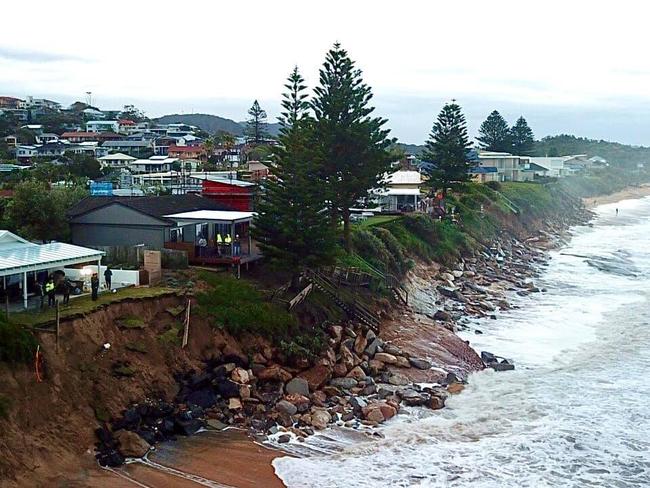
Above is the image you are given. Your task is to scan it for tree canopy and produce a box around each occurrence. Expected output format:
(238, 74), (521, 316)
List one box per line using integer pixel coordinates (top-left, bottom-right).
(510, 116), (535, 155)
(245, 100), (268, 144)
(421, 101), (471, 193)
(477, 110), (511, 152)
(254, 67), (336, 281)
(311, 43), (393, 250)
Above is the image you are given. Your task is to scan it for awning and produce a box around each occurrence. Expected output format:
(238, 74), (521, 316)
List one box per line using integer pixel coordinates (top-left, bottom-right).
(0, 242), (105, 277)
(164, 210), (255, 226)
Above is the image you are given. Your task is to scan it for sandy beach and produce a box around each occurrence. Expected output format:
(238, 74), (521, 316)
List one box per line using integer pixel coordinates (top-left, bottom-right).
(75, 430), (286, 488)
(583, 183), (650, 208)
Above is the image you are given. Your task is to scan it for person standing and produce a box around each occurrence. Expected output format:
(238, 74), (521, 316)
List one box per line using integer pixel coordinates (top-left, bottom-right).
(197, 234), (207, 257)
(234, 235), (241, 256)
(91, 274), (99, 301)
(45, 276), (56, 307)
(104, 267), (113, 291)
(34, 281), (45, 309)
(62, 279), (71, 305)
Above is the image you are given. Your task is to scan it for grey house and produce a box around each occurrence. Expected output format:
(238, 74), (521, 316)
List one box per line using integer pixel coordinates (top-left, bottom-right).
(68, 194), (226, 248)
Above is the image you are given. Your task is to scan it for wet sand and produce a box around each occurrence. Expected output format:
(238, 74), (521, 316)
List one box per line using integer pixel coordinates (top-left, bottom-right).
(78, 430), (286, 488)
(583, 183), (650, 208)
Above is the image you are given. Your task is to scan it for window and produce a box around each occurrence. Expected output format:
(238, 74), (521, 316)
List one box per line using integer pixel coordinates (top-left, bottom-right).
(170, 227), (184, 243)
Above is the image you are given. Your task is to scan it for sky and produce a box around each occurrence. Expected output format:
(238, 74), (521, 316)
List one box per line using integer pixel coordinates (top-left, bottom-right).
(2, 0), (650, 145)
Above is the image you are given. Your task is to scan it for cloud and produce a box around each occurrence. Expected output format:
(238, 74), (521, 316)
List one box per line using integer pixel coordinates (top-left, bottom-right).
(0, 46), (89, 63)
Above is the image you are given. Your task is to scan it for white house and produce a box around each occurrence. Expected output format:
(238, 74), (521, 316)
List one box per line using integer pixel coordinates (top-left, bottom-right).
(86, 120), (120, 133)
(128, 156), (179, 174)
(528, 156), (574, 178)
(372, 170), (423, 212)
(16, 145), (38, 160)
(474, 151), (532, 182)
(97, 152), (137, 170)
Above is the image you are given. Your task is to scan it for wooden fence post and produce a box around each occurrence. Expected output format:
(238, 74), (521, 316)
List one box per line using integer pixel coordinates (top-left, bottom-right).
(55, 301), (60, 353)
(182, 299), (191, 348)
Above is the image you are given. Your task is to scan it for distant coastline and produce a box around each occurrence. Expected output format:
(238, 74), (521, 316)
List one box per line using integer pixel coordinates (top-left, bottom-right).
(583, 183), (650, 208)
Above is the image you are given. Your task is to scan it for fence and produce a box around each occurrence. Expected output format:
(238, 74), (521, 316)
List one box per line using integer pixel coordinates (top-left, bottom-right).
(90, 245), (188, 270)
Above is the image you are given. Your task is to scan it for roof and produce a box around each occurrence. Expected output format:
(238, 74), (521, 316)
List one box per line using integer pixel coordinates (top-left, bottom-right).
(383, 170), (422, 185)
(524, 162), (550, 172)
(61, 132), (99, 138)
(0, 239), (104, 277)
(164, 210), (255, 225)
(102, 140), (152, 147)
(200, 176), (256, 187)
(67, 194), (227, 222)
(383, 188), (421, 196)
(118, 119), (136, 125)
(97, 152), (136, 161)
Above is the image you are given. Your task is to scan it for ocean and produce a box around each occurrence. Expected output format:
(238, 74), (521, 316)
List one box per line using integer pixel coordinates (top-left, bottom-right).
(273, 197), (650, 487)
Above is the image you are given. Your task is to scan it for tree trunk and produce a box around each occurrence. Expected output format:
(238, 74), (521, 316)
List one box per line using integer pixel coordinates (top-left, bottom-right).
(342, 207), (352, 252)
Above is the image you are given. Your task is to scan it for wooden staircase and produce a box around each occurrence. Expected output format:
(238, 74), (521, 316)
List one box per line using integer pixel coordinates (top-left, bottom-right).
(348, 254), (409, 305)
(306, 270), (380, 332)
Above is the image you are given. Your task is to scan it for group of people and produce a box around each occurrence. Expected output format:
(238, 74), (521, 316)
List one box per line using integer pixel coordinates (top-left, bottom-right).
(33, 267), (113, 307)
(196, 233), (242, 257)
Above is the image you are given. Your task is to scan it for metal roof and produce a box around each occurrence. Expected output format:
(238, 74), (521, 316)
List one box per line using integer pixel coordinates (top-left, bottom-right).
(164, 210), (255, 225)
(0, 239), (104, 277)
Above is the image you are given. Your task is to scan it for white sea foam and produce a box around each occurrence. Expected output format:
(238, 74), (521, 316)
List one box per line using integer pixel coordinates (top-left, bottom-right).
(273, 196), (650, 488)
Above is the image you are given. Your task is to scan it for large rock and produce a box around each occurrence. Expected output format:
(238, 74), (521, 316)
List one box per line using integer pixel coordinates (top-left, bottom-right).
(388, 373), (409, 386)
(374, 352), (397, 365)
(353, 334), (368, 356)
(378, 402), (397, 420)
(394, 356), (411, 368)
(346, 366), (367, 381)
(298, 364), (332, 391)
(310, 409), (331, 430)
(258, 365), (292, 383)
(433, 310), (452, 322)
(228, 398), (242, 410)
(114, 430), (151, 458)
(332, 363), (348, 378)
(231, 367), (250, 384)
(364, 338), (383, 357)
(340, 344), (356, 371)
(276, 399), (298, 416)
(330, 325), (343, 344)
(286, 377), (310, 397)
(186, 388), (217, 408)
(330, 377), (358, 390)
(409, 358), (431, 370)
(216, 379), (241, 399)
(285, 393), (310, 413)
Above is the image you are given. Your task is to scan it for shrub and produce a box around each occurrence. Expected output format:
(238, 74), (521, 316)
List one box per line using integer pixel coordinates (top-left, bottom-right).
(0, 319), (37, 364)
(485, 180), (502, 191)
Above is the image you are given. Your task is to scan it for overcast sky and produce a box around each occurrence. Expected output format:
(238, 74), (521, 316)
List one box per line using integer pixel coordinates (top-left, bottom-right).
(2, 0), (650, 145)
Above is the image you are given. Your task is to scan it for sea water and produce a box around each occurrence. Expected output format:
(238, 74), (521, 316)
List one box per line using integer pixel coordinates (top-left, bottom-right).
(273, 197), (650, 487)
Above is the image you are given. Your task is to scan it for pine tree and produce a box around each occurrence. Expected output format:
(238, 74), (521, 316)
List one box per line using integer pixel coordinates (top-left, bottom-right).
(510, 116), (535, 155)
(253, 68), (335, 284)
(477, 110), (511, 152)
(421, 101), (471, 194)
(245, 100), (268, 144)
(311, 43), (393, 251)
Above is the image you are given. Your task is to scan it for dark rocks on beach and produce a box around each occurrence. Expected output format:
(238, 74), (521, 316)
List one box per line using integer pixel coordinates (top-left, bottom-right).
(285, 377), (310, 397)
(330, 377), (358, 390)
(433, 310), (452, 322)
(408, 358), (431, 370)
(276, 399), (298, 416)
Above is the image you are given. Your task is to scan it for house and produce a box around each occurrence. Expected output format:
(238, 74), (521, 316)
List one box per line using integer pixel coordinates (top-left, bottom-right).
(61, 131), (101, 143)
(473, 151), (530, 182)
(101, 139), (153, 157)
(118, 119), (137, 135)
(3, 135), (17, 148)
(87, 120), (120, 133)
(36, 142), (69, 158)
(24, 96), (61, 111)
(153, 136), (176, 156)
(242, 161), (270, 181)
(0, 230), (104, 309)
(128, 156), (179, 174)
(16, 145), (39, 161)
(372, 170), (423, 212)
(67, 194), (229, 248)
(0, 96), (24, 109)
(168, 144), (207, 162)
(35, 133), (60, 144)
(82, 108), (105, 119)
(200, 176), (257, 211)
(528, 156), (572, 178)
(97, 152), (136, 170)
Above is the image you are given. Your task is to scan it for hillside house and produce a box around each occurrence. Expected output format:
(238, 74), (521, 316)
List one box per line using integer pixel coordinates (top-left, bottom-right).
(372, 170), (423, 212)
(168, 145), (207, 162)
(87, 120), (120, 133)
(200, 176), (256, 211)
(97, 152), (136, 170)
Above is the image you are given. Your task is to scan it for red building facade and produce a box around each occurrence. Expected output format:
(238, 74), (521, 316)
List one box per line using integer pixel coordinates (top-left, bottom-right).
(201, 178), (256, 211)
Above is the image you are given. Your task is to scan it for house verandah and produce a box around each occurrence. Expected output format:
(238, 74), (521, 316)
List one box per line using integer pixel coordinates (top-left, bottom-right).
(162, 210), (261, 270)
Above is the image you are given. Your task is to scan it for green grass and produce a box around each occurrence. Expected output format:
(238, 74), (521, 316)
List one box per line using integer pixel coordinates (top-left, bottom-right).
(116, 316), (146, 329)
(10, 287), (176, 328)
(354, 215), (401, 228)
(0, 318), (38, 363)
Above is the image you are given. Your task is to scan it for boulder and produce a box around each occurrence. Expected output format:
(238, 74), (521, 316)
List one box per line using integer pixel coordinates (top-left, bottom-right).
(349, 396), (368, 411)
(429, 396), (445, 410)
(216, 379), (241, 399)
(330, 377), (358, 390)
(114, 430), (151, 458)
(285, 393), (310, 412)
(367, 359), (385, 375)
(278, 434), (291, 444)
(394, 356), (411, 368)
(276, 399), (298, 416)
(408, 358), (431, 370)
(378, 403), (397, 420)
(330, 325), (343, 343)
(186, 388), (217, 408)
(239, 384), (251, 400)
(332, 363), (348, 378)
(258, 365), (293, 383)
(353, 334), (368, 356)
(447, 383), (465, 394)
(286, 377), (310, 397)
(364, 338), (383, 357)
(346, 366), (367, 381)
(400, 389), (427, 407)
(228, 398), (242, 410)
(340, 345), (356, 371)
(388, 373), (409, 386)
(310, 409), (331, 430)
(174, 418), (203, 436)
(374, 353), (397, 365)
(298, 364), (332, 391)
(362, 405), (385, 423)
(433, 310), (452, 322)
(231, 367), (250, 384)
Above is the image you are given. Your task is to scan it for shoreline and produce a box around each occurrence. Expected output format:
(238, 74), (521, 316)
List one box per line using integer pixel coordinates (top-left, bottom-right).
(583, 183), (650, 208)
